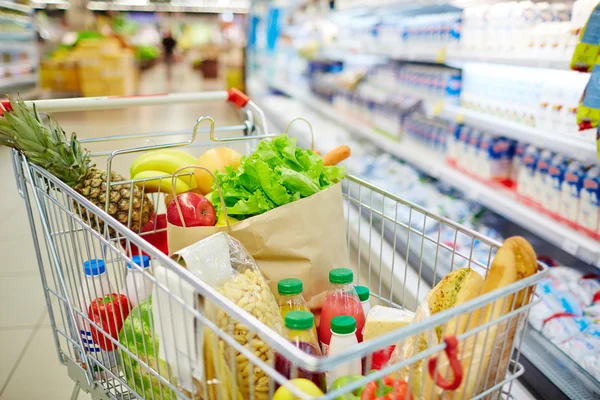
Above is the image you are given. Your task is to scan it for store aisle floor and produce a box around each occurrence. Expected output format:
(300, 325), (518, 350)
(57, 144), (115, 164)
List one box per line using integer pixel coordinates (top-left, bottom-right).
(0, 62), (239, 400)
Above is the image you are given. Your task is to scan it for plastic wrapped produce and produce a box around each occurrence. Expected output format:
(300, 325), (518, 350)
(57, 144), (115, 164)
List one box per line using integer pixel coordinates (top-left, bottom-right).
(173, 232), (283, 400)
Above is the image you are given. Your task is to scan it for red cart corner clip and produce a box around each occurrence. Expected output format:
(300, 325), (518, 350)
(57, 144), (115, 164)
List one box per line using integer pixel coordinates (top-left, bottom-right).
(227, 88), (249, 108)
(428, 335), (463, 391)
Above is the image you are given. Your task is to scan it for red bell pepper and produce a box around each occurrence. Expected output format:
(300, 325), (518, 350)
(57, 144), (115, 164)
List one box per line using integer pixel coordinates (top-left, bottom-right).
(88, 293), (131, 351)
(360, 376), (413, 400)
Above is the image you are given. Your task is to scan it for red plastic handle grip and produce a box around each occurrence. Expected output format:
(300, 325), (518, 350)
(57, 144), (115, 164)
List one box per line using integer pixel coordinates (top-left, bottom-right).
(227, 88), (249, 108)
(428, 335), (463, 391)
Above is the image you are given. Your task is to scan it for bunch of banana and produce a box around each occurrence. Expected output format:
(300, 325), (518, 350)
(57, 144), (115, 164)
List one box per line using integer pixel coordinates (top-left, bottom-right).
(130, 149), (198, 195)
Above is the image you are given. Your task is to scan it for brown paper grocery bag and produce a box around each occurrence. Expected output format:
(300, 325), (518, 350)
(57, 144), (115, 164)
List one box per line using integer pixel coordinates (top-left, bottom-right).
(167, 183), (348, 309)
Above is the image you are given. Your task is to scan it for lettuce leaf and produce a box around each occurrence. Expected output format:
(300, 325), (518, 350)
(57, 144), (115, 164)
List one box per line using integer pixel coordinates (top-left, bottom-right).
(210, 134), (346, 219)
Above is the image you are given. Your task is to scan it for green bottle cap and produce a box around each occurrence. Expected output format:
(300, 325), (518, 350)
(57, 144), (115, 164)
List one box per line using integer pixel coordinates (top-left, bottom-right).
(278, 278), (303, 295)
(285, 311), (314, 330)
(331, 316), (356, 335)
(329, 268), (353, 284)
(355, 285), (370, 302)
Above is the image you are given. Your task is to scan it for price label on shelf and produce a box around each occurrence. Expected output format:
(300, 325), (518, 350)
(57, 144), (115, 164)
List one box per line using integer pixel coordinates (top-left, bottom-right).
(455, 113), (465, 124)
(561, 240), (579, 255)
(432, 101), (444, 117)
(435, 48), (447, 64)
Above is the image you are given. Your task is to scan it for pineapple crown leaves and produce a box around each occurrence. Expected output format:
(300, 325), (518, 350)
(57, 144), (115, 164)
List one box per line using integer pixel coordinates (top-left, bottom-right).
(0, 96), (94, 186)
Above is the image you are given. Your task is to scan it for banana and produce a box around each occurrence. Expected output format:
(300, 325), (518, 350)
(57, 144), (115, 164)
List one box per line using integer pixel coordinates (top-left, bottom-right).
(133, 170), (192, 195)
(130, 149), (198, 188)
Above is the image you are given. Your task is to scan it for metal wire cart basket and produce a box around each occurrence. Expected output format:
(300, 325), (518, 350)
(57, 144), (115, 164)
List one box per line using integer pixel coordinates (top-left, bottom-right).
(8, 91), (548, 400)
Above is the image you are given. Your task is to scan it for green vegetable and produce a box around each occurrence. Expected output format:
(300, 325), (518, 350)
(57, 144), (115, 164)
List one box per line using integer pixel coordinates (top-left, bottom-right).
(329, 374), (365, 399)
(135, 45), (160, 61)
(118, 296), (176, 399)
(211, 134), (345, 219)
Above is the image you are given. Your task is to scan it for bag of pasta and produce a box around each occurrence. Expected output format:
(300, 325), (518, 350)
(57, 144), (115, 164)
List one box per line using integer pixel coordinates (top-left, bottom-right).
(173, 232), (283, 400)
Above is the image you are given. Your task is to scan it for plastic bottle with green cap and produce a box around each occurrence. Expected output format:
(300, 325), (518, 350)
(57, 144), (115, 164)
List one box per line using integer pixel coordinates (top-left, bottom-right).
(274, 311), (326, 391)
(318, 268), (365, 355)
(277, 278), (318, 338)
(326, 315), (361, 387)
(355, 285), (372, 317)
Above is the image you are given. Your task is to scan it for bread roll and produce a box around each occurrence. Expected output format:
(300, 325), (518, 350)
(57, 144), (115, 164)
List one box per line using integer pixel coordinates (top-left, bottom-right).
(398, 268), (484, 399)
(445, 237), (537, 399)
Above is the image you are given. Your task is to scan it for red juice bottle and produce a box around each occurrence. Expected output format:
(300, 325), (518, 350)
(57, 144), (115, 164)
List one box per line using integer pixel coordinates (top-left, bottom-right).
(319, 268), (365, 354)
(274, 311), (326, 392)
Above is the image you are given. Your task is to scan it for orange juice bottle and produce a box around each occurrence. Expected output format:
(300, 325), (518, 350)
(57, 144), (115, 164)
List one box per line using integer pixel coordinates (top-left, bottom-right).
(277, 278), (318, 339)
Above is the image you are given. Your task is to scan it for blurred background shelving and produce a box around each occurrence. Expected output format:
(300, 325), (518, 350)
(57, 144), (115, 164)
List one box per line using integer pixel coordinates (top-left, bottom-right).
(246, 1), (600, 399)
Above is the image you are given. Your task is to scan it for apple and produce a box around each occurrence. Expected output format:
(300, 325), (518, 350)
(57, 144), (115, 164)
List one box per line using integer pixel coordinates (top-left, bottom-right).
(273, 378), (324, 400)
(167, 192), (216, 227)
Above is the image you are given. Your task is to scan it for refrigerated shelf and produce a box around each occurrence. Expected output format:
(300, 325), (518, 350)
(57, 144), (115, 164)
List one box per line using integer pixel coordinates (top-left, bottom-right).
(521, 327), (600, 399)
(0, 1), (31, 14)
(325, 46), (573, 70)
(267, 78), (600, 268)
(439, 104), (598, 165)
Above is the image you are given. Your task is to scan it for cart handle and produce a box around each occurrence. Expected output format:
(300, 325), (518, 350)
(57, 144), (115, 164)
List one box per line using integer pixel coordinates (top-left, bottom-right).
(1, 89), (252, 113)
(169, 165), (232, 230)
(428, 335), (463, 391)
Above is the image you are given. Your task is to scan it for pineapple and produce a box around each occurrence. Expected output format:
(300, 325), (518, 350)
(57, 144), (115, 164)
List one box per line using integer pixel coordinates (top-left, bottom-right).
(0, 96), (153, 236)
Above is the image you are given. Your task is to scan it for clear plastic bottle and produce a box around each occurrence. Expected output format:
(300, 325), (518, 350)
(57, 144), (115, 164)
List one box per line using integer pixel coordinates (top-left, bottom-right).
(123, 255), (153, 308)
(277, 278), (318, 339)
(319, 268), (365, 354)
(355, 285), (372, 317)
(326, 316), (361, 388)
(274, 311), (326, 392)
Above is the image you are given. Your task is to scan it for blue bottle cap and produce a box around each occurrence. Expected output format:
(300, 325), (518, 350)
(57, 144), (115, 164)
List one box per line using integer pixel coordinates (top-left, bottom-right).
(84, 259), (105, 276)
(129, 255), (150, 269)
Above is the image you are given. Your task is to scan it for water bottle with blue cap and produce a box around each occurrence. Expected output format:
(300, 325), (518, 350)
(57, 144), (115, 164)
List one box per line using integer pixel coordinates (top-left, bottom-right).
(123, 255), (153, 308)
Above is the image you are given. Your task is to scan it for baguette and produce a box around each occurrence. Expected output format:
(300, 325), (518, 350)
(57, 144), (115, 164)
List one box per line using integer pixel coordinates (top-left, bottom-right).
(396, 268), (483, 399)
(322, 145), (351, 166)
(445, 237), (537, 399)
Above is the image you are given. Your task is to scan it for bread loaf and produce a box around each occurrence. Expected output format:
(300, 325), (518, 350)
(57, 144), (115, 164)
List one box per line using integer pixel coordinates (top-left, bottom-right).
(395, 268), (484, 399)
(445, 237), (537, 399)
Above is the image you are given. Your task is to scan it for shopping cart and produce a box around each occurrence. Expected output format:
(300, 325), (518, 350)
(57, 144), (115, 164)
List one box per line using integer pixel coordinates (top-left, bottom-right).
(8, 90), (548, 400)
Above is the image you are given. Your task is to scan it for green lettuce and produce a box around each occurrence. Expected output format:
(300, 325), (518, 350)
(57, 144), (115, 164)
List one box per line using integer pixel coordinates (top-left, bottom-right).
(210, 134), (346, 219)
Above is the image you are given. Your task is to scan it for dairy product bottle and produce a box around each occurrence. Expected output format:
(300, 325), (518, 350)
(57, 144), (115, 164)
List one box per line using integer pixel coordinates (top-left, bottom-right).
(545, 154), (568, 213)
(520, 146), (540, 199)
(477, 133), (493, 180)
(535, 150), (554, 204)
(326, 316), (361, 388)
(578, 166), (600, 232)
(512, 142), (526, 183)
(123, 255), (153, 308)
(78, 259), (119, 374)
(560, 162), (587, 223)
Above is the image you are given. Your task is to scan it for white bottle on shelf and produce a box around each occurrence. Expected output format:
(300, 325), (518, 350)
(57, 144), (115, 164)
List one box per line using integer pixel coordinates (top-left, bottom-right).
(578, 166), (600, 233)
(123, 255), (153, 308)
(78, 259), (119, 373)
(326, 316), (361, 388)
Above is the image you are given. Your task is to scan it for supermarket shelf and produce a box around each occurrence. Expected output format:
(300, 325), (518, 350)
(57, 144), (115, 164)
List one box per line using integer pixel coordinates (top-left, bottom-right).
(0, 1), (31, 14)
(521, 327), (600, 399)
(0, 60), (35, 72)
(267, 78), (600, 268)
(0, 41), (35, 52)
(341, 47), (573, 70)
(0, 31), (34, 40)
(0, 73), (37, 90)
(439, 105), (599, 165)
